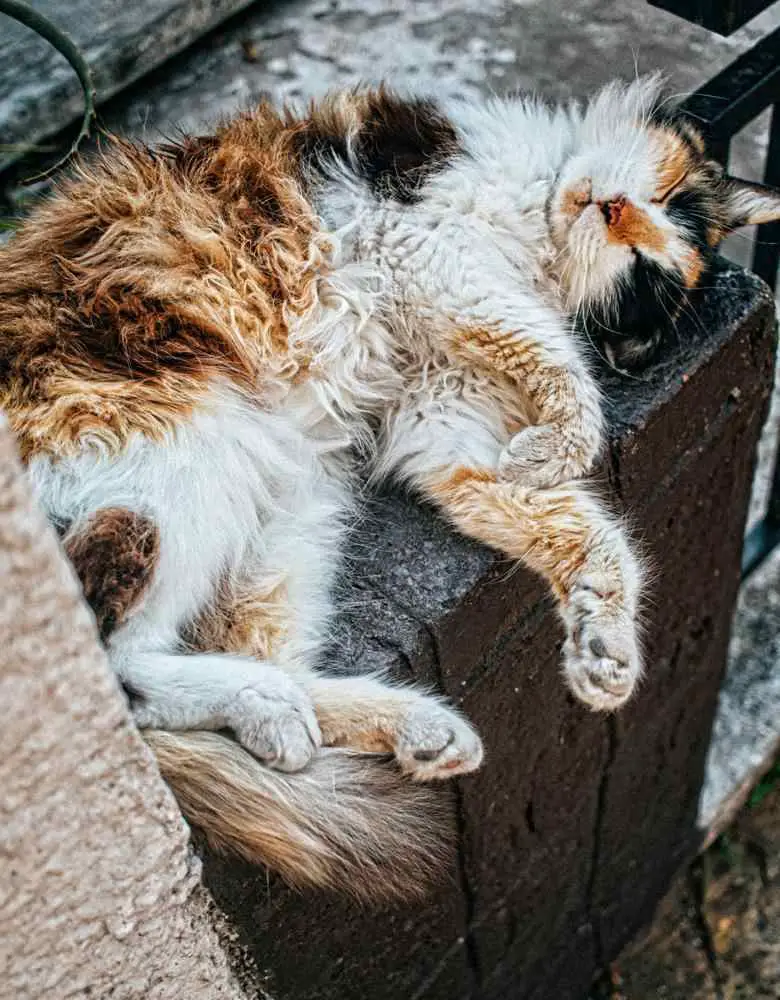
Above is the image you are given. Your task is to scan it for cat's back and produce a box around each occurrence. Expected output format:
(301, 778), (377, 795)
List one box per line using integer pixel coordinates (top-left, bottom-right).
(0, 105), (324, 461)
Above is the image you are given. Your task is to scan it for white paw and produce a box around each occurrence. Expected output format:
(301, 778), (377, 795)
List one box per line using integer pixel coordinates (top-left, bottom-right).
(498, 425), (596, 488)
(563, 589), (642, 712)
(395, 701), (484, 781)
(132, 671), (321, 772)
(229, 679), (322, 771)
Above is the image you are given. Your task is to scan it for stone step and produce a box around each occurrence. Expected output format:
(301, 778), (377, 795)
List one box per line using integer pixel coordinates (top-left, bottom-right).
(0, 0), (258, 171)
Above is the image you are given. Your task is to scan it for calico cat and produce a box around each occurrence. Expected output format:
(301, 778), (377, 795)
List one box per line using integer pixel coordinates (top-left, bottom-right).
(2, 75), (778, 900)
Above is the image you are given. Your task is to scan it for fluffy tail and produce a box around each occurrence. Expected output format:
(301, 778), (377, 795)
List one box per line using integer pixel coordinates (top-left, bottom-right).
(145, 730), (450, 902)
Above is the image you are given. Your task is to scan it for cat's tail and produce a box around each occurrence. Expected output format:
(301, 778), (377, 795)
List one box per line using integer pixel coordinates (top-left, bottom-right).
(144, 729), (450, 902)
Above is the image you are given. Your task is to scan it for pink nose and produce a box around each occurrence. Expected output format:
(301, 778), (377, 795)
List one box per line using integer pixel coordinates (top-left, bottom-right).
(600, 196), (626, 226)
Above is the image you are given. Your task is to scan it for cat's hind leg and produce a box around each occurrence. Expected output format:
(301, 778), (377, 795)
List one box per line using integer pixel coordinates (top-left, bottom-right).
(191, 473), (484, 781)
(62, 506), (321, 772)
(301, 673), (484, 780)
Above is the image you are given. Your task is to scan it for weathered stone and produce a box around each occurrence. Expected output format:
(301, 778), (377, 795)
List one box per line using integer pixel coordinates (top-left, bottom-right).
(700, 544), (780, 841)
(591, 778), (780, 999)
(590, 874), (719, 999)
(2, 0), (777, 192)
(0, 0), (258, 171)
(0, 418), (253, 1000)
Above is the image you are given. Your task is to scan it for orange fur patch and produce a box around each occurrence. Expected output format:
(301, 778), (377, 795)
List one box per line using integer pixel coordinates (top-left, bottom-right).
(452, 325), (543, 377)
(681, 247), (704, 289)
(559, 180), (592, 220)
(442, 465), (497, 490)
(184, 578), (290, 660)
(424, 468), (600, 598)
(604, 200), (666, 254)
(651, 128), (693, 201)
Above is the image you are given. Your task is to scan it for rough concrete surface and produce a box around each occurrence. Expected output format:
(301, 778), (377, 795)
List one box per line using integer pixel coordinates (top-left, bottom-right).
(0, 418), (250, 1000)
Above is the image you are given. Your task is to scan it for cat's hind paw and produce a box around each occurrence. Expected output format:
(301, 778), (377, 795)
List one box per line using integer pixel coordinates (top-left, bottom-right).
(395, 701), (484, 781)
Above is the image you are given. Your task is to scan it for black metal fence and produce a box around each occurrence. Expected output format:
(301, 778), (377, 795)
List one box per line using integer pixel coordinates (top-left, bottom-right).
(681, 24), (780, 576)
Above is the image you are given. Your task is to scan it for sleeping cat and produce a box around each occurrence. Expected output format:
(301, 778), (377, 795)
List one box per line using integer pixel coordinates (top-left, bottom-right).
(2, 75), (778, 900)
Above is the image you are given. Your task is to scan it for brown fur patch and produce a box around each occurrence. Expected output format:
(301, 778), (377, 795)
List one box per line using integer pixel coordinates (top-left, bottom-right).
(0, 106), (322, 459)
(651, 128), (693, 201)
(63, 508), (159, 641)
(296, 86), (460, 203)
(452, 325), (541, 375)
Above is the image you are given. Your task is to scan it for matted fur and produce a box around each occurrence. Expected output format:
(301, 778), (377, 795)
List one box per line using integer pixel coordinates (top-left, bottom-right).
(4, 78), (779, 900)
(0, 108), (320, 459)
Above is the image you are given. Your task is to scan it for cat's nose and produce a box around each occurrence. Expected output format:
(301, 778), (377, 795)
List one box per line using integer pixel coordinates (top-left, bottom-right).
(600, 196), (627, 227)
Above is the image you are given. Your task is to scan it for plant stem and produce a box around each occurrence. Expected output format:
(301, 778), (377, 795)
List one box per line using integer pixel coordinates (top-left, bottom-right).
(0, 0), (96, 183)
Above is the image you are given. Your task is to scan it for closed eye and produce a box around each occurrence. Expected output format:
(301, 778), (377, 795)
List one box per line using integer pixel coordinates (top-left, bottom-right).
(651, 170), (690, 205)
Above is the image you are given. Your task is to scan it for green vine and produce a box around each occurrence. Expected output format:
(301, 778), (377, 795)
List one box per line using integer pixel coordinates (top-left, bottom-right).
(0, 0), (96, 183)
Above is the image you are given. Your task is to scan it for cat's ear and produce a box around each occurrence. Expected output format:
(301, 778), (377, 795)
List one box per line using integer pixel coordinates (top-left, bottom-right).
(720, 176), (780, 231)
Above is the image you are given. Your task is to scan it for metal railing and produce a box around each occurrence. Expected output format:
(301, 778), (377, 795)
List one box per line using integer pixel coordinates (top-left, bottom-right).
(681, 25), (780, 577)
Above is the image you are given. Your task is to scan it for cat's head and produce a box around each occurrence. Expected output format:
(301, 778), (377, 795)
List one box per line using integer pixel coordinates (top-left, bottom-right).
(547, 75), (780, 371)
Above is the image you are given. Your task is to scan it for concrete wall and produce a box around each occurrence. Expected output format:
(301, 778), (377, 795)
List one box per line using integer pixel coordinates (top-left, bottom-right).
(0, 416), (250, 1000)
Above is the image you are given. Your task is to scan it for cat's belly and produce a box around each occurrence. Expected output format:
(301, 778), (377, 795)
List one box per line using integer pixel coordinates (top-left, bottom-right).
(25, 381), (357, 644)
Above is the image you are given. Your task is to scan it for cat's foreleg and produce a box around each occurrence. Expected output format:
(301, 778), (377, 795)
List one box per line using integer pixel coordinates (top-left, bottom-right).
(433, 278), (604, 487)
(381, 395), (643, 711)
(429, 471), (644, 710)
(116, 650), (322, 772)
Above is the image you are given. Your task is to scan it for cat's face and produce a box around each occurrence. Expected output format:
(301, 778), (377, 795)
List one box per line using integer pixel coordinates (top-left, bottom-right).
(548, 78), (780, 371)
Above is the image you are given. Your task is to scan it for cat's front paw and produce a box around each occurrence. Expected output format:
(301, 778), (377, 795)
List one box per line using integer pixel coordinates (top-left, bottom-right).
(562, 578), (642, 711)
(395, 701), (484, 781)
(564, 623), (641, 711)
(498, 424), (598, 487)
(132, 670), (322, 772)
